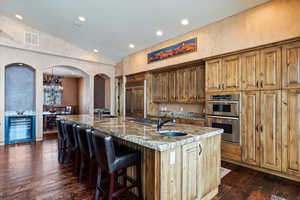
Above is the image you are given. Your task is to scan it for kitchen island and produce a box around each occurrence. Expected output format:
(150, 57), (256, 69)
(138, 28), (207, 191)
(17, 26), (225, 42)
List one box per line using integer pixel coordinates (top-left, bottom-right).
(58, 115), (223, 200)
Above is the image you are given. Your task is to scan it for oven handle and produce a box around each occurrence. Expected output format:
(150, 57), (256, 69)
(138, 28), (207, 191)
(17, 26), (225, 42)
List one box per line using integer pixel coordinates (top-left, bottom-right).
(206, 115), (239, 120)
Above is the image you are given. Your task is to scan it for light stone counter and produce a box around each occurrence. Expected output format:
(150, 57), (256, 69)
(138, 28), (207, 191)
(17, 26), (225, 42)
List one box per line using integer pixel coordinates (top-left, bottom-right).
(58, 114), (223, 152)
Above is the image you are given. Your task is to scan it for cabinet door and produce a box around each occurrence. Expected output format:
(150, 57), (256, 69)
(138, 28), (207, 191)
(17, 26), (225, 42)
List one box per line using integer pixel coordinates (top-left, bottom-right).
(260, 90), (282, 171)
(125, 88), (132, 115)
(196, 66), (205, 100)
(241, 51), (260, 91)
(168, 70), (177, 102)
(222, 55), (241, 91)
(260, 47), (282, 90)
(161, 72), (169, 102)
(152, 73), (160, 102)
(205, 59), (222, 92)
(197, 135), (221, 199)
(176, 69), (188, 102)
(282, 42), (300, 89)
(282, 89), (300, 177)
(187, 67), (197, 102)
(134, 88), (144, 116)
(241, 91), (260, 166)
(182, 142), (200, 200)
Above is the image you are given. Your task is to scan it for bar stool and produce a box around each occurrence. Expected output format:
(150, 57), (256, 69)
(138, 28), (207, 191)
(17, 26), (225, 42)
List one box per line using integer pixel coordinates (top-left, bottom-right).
(56, 119), (66, 164)
(62, 121), (77, 163)
(72, 123), (81, 175)
(86, 128), (97, 187)
(92, 130), (143, 200)
(75, 125), (94, 184)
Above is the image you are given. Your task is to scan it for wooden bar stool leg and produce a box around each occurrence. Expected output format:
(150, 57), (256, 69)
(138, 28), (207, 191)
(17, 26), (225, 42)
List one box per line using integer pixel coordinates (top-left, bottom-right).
(108, 173), (115, 200)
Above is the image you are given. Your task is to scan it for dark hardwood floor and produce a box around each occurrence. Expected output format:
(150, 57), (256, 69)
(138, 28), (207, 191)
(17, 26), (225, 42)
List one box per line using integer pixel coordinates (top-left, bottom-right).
(0, 135), (299, 200)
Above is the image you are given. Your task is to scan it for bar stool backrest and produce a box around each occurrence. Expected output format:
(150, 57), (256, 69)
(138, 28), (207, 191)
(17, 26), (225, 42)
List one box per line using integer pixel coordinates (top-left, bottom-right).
(72, 124), (79, 148)
(76, 125), (90, 156)
(86, 129), (95, 159)
(56, 119), (65, 140)
(63, 122), (76, 148)
(92, 129), (116, 172)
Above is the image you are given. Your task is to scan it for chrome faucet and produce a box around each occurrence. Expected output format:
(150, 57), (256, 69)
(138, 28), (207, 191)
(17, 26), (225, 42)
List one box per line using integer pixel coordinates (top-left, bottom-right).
(157, 118), (176, 131)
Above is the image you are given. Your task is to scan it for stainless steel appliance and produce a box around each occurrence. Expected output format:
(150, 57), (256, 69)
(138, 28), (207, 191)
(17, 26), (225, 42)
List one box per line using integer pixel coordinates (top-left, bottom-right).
(206, 94), (240, 144)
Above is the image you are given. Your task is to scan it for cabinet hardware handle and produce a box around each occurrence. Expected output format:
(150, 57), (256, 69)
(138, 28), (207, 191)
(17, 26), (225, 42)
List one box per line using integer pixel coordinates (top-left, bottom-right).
(256, 81), (259, 88)
(218, 84), (221, 89)
(256, 125), (259, 132)
(260, 81), (263, 88)
(222, 84), (225, 90)
(260, 125), (263, 132)
(199, 144), (202, 156)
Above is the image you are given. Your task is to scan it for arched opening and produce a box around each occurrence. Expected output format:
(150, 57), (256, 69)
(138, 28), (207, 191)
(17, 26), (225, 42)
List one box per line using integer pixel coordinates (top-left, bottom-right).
(94, 73), (111, 113)
(5, 63), (36, 144)
(42, 65), (90, 134)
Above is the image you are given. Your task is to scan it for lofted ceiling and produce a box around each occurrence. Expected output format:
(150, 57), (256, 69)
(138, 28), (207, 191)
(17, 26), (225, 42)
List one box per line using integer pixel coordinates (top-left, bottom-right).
(0, 0), (270, 63)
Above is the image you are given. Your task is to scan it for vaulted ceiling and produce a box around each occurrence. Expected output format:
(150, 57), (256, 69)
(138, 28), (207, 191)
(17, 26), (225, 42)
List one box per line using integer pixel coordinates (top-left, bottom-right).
(0, 0), (270, 62)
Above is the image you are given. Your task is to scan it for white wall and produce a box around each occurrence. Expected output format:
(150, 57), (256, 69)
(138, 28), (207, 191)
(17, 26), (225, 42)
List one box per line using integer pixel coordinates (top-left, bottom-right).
(0, 15), (115, 145)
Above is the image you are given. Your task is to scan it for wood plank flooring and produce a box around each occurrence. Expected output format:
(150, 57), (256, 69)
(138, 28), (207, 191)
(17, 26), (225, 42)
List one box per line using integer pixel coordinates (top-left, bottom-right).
(0, 135), (300, 200)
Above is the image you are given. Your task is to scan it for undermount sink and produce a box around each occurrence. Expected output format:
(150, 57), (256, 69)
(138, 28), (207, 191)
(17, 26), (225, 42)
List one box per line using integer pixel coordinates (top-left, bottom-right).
(159, 131), (188, 137)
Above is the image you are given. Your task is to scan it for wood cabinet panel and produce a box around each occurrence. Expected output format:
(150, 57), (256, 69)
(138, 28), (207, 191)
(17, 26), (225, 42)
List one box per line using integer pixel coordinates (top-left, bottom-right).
(260, 90), (282, 172)
(241, 51), (260, 91)
(125, 87), (144, 117)
(241, 91), (260, 166)
(153, 72), (169, 103)
(282, 89), (300, 177)
(206, 59), (222, 92)
(260, 47), (282, 90)
(283, 42), (300, 89)
(182, 142), (200, 200)
(222, 55), (241, 91)
(168, 70), (177, 102)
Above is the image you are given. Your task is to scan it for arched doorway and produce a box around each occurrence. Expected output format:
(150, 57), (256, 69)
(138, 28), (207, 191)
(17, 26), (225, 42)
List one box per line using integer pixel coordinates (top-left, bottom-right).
(94, 74), (111, 112)
(5, 63), (36, 144)
(42, 65), (90, 134)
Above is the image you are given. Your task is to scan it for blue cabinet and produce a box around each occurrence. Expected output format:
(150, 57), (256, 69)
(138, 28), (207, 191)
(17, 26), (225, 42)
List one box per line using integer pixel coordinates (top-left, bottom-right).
(5, 116), (36, 144)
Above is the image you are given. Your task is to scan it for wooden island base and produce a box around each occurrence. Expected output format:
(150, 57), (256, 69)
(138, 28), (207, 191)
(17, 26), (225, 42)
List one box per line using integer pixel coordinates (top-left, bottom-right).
(118, 134), (221, 200)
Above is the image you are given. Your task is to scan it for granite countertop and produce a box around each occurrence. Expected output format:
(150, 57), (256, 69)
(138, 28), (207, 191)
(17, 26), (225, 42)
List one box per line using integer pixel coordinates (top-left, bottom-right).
(58, 114), (223, 152)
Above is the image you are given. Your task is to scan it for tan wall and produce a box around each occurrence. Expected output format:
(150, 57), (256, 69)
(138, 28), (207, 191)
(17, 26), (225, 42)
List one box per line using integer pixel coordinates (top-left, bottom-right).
(62, 77), (79, 106)
(117, 0), (300, 75)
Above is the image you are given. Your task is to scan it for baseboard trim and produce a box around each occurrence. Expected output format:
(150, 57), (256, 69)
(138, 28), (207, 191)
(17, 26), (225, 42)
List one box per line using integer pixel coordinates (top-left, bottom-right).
(201, 188), (218, 200)
(0, 141), (4, 146)
(35, 138), (43, 142)
(222, 158), (300, 183)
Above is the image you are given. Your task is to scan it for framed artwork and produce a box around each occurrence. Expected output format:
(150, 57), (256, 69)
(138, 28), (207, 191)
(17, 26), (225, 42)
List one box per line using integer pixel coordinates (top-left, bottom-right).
(147, 38), (197, 63)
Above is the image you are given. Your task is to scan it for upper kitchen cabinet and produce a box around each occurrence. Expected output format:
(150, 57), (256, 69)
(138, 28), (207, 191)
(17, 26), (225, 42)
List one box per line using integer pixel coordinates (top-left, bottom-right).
(260, 46), (282, 90)
(205, 58), (222, 92)
(206, 55), (241, 93)
(282, 89), (300, 178)
(241, 51), (261, 91)
(153, 72), (169, 103)
(282, 41), (300, 89)
(222, 55), (241, 91)
(152, 64), (205, 104)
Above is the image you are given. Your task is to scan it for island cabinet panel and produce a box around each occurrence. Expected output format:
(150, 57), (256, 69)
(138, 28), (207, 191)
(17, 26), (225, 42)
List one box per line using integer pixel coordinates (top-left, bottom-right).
(205, 59), (222, 92)
(182, 135), (221, 200)
(241, 91), (261, 166)
(282, 89), (300, 178)
(260, 90), (282, 172)
(160, 147), (182, 200)
(241, 51), (261, 91)
(282, 42), (300, 89)
(260, 47), (282, 90)
(222, 55), (241, 91)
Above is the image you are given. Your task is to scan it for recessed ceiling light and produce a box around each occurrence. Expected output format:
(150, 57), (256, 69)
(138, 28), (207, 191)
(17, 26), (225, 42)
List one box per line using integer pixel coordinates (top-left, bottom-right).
(78, 16), (86, 22)
(15, 14), (23, 20)
(129, 44), (135, 48)
(93, 49), (99, 53)
(156, 30), (163, 36)
(181, 19), (189, 26)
